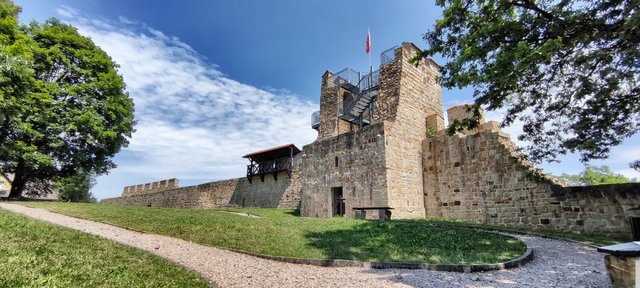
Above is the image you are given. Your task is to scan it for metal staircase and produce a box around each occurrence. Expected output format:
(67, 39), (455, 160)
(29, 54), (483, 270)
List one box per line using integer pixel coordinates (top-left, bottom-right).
(333, 69), (379, 127)
(310, 46), (398, 130)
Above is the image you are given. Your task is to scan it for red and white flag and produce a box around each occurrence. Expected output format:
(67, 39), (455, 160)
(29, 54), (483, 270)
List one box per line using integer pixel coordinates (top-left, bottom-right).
(366, 28), (371, 54)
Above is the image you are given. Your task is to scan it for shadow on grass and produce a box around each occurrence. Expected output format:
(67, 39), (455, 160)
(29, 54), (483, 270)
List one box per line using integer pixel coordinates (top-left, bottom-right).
(0, 197), (55, 202)
(304, 219), (526, 264)
(284, 209), (300, 216)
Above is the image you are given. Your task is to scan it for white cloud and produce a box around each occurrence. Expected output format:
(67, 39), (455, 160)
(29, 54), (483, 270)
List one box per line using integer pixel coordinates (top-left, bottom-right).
(55, 7), (74, 19)
(620, 147), (640, 161)
(616, 168), (640, 181)
(56, 8), (318, 199)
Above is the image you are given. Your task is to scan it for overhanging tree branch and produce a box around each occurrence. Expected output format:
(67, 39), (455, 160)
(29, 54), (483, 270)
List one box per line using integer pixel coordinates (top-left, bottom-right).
(420, 0), (639, 164)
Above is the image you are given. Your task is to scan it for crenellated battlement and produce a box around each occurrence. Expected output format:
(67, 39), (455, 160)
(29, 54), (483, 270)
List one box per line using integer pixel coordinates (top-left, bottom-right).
(122, 178), (179, 197)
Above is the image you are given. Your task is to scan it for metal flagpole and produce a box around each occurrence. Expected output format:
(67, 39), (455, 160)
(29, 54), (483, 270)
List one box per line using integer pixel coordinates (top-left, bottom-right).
(368, 28), (373, 86)
(367, 28), (373, 126)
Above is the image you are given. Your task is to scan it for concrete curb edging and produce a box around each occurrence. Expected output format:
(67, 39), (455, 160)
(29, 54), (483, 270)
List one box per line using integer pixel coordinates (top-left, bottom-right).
(372, 248), (533, 272)
(227, 247), (534, 273)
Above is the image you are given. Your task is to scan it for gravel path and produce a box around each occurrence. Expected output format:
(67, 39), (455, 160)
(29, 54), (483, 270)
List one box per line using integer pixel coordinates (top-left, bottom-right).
(0, 203), (611, 288)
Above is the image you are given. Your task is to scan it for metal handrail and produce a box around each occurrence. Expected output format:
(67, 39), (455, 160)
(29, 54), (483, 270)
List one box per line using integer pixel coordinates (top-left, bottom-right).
(381, 46), (398, 66)
(358, 70), (379, 91)
(332, 68), (360, 87)
(342, 97), (374, 118)
(311, 110), (320, 128)
(340, 69), (379, 118)
(325, 45), (397, 126)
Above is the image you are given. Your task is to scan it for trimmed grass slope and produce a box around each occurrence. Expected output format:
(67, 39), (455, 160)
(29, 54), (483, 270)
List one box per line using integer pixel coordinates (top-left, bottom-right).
(0, 209), (208, 288)
(23, 202), (526, 264)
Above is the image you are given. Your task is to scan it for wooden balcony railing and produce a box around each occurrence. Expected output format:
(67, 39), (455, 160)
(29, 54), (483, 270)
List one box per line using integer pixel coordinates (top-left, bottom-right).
(246, 157), (292, 183)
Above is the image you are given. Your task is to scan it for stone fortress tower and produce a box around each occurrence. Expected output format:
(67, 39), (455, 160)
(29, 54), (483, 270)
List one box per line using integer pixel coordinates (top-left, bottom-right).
(108, 41), (639, 238)
(300, 42), (443, 219)
(300, 41), (639, 237)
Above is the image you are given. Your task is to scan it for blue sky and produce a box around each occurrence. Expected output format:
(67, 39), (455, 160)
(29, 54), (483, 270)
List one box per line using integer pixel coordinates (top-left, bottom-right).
(14, 0), (640, 199)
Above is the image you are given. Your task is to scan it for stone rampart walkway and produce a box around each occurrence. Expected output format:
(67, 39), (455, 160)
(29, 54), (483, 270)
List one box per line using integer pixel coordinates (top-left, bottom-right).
(0, 203), (610, 287)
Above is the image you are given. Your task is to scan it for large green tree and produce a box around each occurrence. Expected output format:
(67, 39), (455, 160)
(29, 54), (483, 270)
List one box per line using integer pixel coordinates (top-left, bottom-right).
(0, 0), (135, 198)
(54, 169), (96, 202)
(418, 0), (639, 164)
(0, 1), (33, 148)
(558, 165), (638, 186)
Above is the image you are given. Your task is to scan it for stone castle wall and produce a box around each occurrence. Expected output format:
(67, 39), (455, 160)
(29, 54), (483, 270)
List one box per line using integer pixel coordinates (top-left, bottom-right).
(230, 157), (302, 208)
(103, 41), (639, 239)
(103, 155), (303, 209)
(422, 122), (640, 237)
(300, 123), (387, 218)
(381, 43), (443, 218)
(317, 71), (359, 141)
(103, 178), (239, 208)
(301, 43), (443, 219)
(122, 178), (179, 197)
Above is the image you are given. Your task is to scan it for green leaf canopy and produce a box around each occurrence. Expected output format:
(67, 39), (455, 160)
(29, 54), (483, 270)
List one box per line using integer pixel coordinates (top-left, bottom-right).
(0, 0), (135, 197)
(420, 0), (639, 163)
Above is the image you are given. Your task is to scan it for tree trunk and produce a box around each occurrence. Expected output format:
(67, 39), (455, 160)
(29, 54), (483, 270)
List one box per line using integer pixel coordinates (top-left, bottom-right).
(8, 163), (27, 198)
(0, 115), (9, 147)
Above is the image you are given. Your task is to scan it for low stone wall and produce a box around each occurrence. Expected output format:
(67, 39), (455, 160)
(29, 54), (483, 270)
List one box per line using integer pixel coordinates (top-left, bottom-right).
(547, 184), (640, 235)
(102, 178), (239, 208)
(102, 161), (302, 210)
(423, 123), (640, 238)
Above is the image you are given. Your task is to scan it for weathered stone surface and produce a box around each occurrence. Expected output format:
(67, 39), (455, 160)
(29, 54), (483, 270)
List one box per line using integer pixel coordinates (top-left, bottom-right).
(382, 43), (442, 218)
(103, 179), (239, 208)
(604, 255), (637, 288)
(423, 123), (640, 237)
(122, 178), (179, 197)
(103, 155), (303, 209)
(300, 123), (387, 218)
(446, 104), (485, 135)
(317, 71), (358, 141)
(301, 43), (442, 219)
(231, 154), (303, 209)
(426, 113), (444, 132)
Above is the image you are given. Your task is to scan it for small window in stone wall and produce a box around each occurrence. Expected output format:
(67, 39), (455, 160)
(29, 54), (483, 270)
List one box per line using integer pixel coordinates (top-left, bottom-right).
(335, 156), (339, 167)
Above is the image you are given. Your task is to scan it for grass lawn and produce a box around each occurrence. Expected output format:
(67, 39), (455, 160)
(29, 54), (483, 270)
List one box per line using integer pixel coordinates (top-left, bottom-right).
(0, 209), (208, 288)
(421, 217), (627, 247)
(21, 202), (527, 264)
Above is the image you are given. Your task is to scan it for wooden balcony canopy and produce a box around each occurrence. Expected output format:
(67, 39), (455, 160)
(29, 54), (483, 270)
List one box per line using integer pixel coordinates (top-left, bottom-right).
(243, 144), (301, 183)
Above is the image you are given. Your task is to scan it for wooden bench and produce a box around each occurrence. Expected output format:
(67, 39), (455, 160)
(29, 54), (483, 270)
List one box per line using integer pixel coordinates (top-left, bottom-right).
(352, 206), (393, 221)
